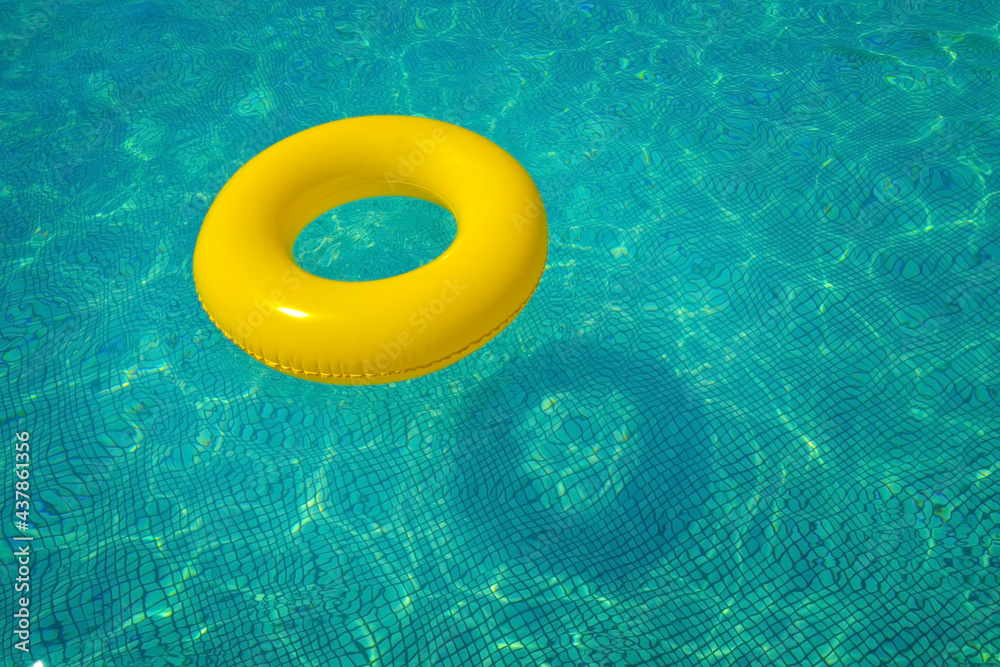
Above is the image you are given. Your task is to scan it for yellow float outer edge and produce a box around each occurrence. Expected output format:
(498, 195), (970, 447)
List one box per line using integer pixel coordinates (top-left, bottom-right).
(194, 272), (541, 382)
(192, 115), (548, 385)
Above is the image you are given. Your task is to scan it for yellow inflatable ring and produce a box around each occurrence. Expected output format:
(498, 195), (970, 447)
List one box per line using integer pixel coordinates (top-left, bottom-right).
(193, 115), (547, 385)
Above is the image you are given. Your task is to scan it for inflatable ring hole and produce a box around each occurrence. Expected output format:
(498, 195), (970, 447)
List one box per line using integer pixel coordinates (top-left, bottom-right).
(292, 195), (457, 282)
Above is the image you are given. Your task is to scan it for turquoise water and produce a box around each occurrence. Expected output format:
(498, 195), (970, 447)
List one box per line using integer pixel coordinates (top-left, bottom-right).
(2, 0), (1000, 665)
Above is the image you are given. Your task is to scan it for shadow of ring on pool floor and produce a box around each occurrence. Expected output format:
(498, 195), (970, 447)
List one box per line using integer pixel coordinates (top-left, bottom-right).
(450, 339), (713, 583)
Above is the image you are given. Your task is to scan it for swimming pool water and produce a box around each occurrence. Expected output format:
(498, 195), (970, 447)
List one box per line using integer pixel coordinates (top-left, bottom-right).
(2, 0), (999, 665)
